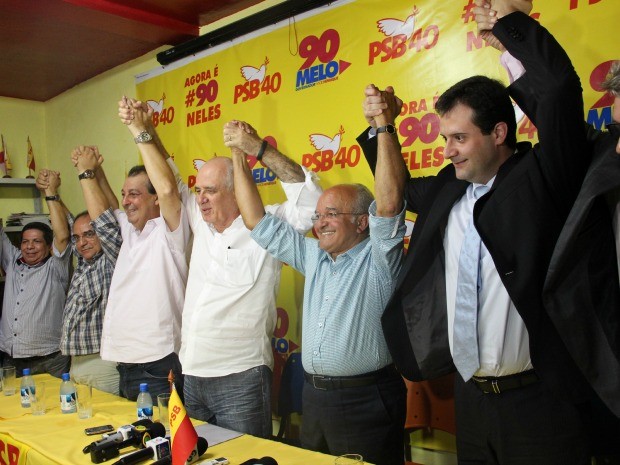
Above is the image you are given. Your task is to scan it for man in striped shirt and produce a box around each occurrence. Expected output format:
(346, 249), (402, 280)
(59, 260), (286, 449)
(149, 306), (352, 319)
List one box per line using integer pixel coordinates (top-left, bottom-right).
(0, 170), (71, 377)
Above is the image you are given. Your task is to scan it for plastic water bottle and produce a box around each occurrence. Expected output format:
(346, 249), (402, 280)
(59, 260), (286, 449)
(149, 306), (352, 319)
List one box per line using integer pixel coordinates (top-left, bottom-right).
(136, 383), (153, 420)
(20, 368), (35, 408)
(59, 373), (77, 414)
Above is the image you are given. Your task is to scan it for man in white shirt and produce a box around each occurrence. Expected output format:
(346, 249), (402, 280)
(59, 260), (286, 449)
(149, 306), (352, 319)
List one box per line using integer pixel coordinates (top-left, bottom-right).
(96, 97), (190, 400)
(177, 121), (320, 438)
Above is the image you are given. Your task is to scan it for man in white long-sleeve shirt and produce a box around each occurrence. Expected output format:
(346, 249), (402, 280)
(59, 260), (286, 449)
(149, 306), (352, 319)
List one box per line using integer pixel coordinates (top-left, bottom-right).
(176, 121), (321, 438)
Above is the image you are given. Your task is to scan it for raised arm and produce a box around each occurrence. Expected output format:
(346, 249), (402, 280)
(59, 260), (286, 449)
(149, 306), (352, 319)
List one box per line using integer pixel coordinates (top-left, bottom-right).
(225, 123), (266, 230)
(358, 84), (407, 176)
(118, 97), (181, 231)
(224, 120), (305, 183)
(486, 1), (588, 207)
(369, 84), (408, 217)
(36, 169), (70, 253)
(92, 147), (119, 210)
(72, 145), (114, 219)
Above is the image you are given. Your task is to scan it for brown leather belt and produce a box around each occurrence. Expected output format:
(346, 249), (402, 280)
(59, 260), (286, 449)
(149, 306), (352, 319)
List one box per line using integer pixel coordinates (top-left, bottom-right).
(304, 364), (396, 391)
(472, 369), (539, 394)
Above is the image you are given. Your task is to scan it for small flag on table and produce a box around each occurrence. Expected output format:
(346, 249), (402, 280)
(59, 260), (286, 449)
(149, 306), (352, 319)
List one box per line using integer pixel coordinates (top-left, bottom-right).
(169, 383), (198, 465)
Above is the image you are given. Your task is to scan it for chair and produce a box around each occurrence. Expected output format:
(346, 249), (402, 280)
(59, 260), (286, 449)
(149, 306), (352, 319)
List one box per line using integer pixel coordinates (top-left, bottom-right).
(404, 372), (456, 461)
(274, 352), (304, 444)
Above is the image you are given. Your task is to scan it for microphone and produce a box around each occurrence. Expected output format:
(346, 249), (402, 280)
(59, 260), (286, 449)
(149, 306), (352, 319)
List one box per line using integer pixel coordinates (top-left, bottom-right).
(150, 437), (209, 465)
(90, 422), (166, 463)
(83, 419), (155, 454)
(112, 437), (170, 465)
(239, 457), (278, 465)
(117, 422), (167, 449)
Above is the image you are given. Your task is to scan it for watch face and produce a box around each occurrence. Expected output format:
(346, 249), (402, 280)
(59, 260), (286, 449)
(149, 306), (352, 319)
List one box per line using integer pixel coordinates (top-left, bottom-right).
(79, 170), (95, 179)
(135, 131), (153, 143)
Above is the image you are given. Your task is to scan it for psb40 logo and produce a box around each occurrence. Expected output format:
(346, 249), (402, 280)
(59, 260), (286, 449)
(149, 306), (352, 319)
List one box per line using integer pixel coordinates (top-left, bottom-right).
(296, 29), (351, 91)
(301, 126), (361, 172)
(234, 57), (282, 103)
(369, 7), (439, 65)
(146, 93), (176, 127)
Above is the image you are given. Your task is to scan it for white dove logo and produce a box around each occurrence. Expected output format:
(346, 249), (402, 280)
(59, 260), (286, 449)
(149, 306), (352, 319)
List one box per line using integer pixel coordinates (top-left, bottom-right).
(146, 93), (166, 113)
(240, 57), (270, 84)
(309, 126), (345, 154)
(513, 101), (526, 124)
(193, 159), (206, 171)
(377, 6), (420, 39)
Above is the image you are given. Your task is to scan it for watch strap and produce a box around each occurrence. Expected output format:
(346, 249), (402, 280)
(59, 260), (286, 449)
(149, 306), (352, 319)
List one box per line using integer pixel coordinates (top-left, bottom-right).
(45, 195), (60, 201)
(256, 140), (269, 161)
(375, 124), (396, 134)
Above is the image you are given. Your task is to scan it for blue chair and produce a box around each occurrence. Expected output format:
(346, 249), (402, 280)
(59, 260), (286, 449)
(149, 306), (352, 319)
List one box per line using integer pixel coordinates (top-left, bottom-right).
(275, 352), (304, 444)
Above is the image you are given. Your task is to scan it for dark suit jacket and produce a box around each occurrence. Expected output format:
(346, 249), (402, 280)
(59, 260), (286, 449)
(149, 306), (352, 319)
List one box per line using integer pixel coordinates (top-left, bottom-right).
(360, 12), (620, 416)
(543, 129), (620, 417)
(510, 54), (620, 418)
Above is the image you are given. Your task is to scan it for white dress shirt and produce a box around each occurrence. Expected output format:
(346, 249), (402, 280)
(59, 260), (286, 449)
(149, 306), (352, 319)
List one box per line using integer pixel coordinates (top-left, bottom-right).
(100, 208), (190, 363)
(444, 179), (533, 377)
(172, 160), (321, 377)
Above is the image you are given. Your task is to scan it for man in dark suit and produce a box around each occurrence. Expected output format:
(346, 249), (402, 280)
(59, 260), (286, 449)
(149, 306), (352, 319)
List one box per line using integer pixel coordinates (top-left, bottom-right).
(358, 1), (619, 464)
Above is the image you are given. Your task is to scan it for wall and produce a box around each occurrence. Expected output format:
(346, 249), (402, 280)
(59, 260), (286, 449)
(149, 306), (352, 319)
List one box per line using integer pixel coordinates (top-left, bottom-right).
(0, 97), (45, 219)
(42, 47), (172, 216)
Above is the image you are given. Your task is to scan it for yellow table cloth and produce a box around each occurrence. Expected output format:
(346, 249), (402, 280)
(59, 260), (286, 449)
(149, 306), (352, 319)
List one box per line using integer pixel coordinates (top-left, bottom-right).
(0, 374), (339, 465)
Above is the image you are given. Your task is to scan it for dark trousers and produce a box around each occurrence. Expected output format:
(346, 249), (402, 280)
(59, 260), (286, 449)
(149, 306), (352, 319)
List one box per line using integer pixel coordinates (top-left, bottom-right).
(301, 368), (406, 465)
(454, 373), (590, 465)
(1, 350), (70, 378)
(117, 352), (183, 401)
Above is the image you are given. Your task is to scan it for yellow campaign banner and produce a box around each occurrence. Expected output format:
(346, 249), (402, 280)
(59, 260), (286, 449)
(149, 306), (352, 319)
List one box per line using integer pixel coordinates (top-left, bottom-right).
(136, 0), (618, 374)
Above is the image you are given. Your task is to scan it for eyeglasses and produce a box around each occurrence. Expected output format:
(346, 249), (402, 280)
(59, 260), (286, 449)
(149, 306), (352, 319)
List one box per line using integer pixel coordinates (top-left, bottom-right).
(70, 230), (97, 244)
(310, 211), (366, 223)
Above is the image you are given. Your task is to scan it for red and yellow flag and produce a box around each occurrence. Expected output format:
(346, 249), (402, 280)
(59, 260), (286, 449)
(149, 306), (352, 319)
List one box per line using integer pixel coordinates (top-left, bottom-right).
(27, 136), (35, 171)
(0, 135), (6, 175)
(169, 384), (198, 465)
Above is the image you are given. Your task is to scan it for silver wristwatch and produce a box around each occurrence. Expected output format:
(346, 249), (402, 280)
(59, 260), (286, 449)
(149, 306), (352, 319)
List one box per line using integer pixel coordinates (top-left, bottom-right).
(133, 130), (153, 144)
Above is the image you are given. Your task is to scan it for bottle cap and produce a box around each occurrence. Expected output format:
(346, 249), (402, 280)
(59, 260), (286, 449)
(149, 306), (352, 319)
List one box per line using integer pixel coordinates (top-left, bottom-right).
(61, 373), (70, 381)
(139, 383), (148, 392)
(23, 368), (30, 376)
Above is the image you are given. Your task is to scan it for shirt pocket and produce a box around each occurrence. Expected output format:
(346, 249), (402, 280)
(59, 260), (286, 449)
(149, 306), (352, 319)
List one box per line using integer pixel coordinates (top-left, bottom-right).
(222, 248), (256, 287)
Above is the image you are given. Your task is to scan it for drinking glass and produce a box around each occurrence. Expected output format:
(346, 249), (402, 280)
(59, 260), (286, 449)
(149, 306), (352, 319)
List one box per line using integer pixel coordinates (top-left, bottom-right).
(75, 383), (93, 419)
(30, 382), (46, 415)
(157, 393), (171, 434)
(2, 366), (16, 396)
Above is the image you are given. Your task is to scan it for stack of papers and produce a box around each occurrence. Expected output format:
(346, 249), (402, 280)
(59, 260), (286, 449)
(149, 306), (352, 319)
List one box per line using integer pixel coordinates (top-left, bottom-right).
(4, 212), (50, 227)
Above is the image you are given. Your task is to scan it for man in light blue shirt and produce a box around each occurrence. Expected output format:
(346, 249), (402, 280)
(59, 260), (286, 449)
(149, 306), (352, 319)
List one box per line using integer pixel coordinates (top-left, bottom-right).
(224, 84), (408, 465)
